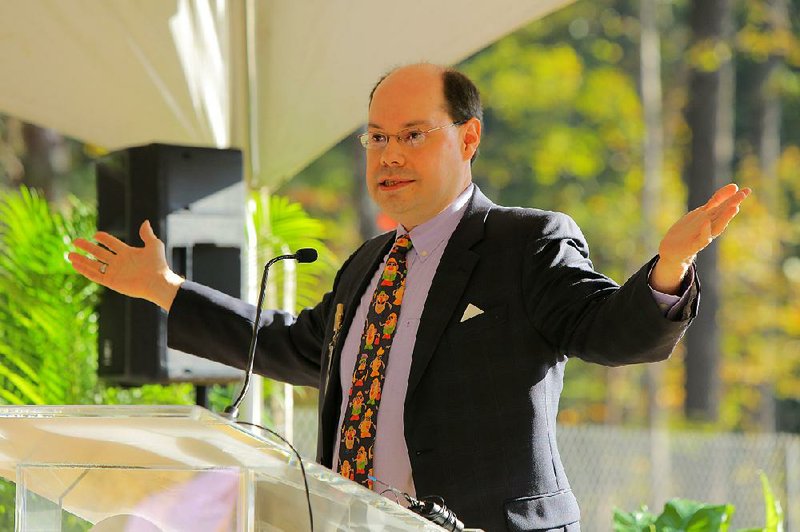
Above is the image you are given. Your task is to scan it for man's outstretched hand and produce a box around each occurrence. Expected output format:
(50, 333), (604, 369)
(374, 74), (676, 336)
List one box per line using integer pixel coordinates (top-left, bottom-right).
(68, 220), (184, 311)
(651, 183), (751, 294)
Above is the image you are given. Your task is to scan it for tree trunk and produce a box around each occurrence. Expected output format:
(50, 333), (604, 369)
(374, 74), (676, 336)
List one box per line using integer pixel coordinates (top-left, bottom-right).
(640, 0), (671, 508)
(21, 122), (68, 203)
(640, 0), (666, 426)
(749, 0), (785, 180)
(748, 0), (787, 432)
(683, 0), (734, 423)
(350, 135), (379, 240)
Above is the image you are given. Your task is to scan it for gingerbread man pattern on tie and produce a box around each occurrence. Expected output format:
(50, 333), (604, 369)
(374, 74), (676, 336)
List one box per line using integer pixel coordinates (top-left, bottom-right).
(337, 233), (412, 489)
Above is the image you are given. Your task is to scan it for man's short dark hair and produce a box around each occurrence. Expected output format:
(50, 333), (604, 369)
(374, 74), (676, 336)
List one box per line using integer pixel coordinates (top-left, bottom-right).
(441, 68), (483, 125)
(368, 65), (483, 164)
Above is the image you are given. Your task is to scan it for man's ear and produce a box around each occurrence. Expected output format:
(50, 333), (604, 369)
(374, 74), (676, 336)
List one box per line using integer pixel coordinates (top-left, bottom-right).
(462, 117), (481, 161)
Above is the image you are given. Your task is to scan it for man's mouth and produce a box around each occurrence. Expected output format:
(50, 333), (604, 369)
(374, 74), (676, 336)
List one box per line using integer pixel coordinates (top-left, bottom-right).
(379, 178), (413, 188)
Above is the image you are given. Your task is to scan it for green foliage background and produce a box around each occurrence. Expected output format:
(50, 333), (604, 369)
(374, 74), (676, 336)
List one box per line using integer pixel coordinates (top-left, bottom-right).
(283, 0), (800, 432)
(0, 187), (99, 404)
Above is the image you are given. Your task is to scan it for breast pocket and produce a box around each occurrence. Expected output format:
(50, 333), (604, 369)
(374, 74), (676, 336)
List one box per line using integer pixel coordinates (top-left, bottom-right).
(455, 303), (507, 336)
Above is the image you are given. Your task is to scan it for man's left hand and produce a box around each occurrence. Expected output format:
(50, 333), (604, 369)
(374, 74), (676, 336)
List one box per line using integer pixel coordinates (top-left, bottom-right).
(650, 183), (751, 294)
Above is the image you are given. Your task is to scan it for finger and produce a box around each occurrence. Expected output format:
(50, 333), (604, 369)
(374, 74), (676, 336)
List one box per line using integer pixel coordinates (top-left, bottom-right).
(68, 252), (109, 284)
(710, 203), (743, 237)
(731, 187), (751, 205)
(702, 183), (739, 210)
(139, 219), (159, 243)
(708, 187), (751, 233)
(720, 186), (751, 207)
(93, 231), (127, 254)
(72, 238), (116, 262)
(710, 208), (739, 238)
(709, 187), (750, 221)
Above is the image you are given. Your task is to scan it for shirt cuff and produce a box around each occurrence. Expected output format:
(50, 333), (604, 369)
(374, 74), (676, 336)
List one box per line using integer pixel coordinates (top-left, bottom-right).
(648, 262), (696, 321)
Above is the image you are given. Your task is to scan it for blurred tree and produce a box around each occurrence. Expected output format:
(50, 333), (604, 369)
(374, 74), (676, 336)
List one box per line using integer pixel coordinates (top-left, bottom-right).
(682, 0), (735, 423)
(716, 0), (800, 432)
(278, 0), (800, 435)
(0, 116), (24, 187)
(0, 115), (94, 205)
(279, 135), (366, 265)
(744, 0), (787, 431)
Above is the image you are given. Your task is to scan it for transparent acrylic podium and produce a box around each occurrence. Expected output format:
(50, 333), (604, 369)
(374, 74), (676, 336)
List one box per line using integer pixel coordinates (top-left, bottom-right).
(0, 405), (444, 531)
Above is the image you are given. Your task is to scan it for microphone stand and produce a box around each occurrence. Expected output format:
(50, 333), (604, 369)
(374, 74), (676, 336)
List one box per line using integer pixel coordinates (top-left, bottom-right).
(223, 249), (317, 420)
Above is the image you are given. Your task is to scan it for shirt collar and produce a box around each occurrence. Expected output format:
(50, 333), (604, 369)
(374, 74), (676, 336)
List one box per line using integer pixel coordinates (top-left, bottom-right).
(397, 184), (473, 262)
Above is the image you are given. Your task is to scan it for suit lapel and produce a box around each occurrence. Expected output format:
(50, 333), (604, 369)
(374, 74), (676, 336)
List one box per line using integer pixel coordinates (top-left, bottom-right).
(406, 188), (493, 400)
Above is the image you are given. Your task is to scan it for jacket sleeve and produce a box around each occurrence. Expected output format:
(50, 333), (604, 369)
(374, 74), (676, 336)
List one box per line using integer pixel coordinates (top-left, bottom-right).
(167, 281), (332, 388)
(523, 211), (699, 366)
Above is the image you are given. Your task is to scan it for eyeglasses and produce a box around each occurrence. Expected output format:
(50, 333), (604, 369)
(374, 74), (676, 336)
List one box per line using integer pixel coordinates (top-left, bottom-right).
(358, 121), (465, 150)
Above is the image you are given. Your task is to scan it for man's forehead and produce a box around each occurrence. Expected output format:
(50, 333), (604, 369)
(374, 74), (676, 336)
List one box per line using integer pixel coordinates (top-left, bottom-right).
(368, 68), (447, 126)
(367, 105), (449, 130)
(367, 119), (430, 130)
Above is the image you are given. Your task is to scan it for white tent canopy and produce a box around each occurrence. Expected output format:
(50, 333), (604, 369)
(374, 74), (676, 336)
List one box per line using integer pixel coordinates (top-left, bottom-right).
(0, 0), (572, 188)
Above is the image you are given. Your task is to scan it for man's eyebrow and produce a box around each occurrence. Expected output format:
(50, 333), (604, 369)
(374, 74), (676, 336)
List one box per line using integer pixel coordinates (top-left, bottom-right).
(367, 120), (430, 130)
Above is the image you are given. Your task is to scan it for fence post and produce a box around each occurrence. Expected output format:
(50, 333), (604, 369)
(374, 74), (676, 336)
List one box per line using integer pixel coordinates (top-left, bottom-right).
(649, 427), (671, 510)
(786, 435), (800, 531)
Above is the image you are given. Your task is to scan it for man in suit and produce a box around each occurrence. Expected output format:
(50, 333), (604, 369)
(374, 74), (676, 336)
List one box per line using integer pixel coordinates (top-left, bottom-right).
(70, 63), (750, 531)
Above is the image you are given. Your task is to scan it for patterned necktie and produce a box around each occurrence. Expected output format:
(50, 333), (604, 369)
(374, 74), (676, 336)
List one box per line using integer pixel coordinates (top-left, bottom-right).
(338, 233), (412, 489)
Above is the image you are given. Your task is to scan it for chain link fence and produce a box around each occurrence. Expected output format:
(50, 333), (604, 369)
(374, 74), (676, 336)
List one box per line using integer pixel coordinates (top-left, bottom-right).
(558, 424), (800, 530)
(292, 408), (800, 530)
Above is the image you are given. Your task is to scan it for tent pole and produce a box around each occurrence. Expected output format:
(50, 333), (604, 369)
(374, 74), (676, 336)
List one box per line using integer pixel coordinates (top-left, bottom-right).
(239, 0), (263, 428)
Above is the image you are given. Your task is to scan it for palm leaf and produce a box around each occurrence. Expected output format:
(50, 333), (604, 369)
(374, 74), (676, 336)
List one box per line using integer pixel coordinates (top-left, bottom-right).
(0, 358), (45, 404)
(249, 191), (337, 311)
(0, 186), (100, 405)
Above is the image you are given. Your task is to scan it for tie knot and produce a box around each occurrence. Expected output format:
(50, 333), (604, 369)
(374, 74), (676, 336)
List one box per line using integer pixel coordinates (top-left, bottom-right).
(393, 234), (412, 253)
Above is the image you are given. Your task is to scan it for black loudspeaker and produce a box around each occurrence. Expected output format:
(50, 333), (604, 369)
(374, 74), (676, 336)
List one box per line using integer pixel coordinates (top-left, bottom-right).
(96, 144), (245, 385)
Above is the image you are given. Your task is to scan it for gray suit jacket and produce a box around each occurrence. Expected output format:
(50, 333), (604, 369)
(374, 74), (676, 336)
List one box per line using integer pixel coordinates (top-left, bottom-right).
(168, 186), (698, 531)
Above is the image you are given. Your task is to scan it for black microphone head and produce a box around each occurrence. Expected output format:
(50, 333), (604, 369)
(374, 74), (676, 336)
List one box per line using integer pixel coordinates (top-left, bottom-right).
(294, 248), (318, 263)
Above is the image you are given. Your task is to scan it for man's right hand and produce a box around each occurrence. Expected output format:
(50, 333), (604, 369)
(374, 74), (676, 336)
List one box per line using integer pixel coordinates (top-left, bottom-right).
(68, 220), (184, 311)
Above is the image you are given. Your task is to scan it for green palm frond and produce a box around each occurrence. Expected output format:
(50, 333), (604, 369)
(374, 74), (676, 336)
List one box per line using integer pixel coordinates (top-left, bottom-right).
(0, 343), (45, 404)
(0, 186), (100, 405)
(249, 190), (337, 311)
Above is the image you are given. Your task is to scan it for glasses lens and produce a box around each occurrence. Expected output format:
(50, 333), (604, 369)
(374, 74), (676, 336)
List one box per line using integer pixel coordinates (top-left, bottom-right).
(401, 129), (426, 147)
(361, 132), (388, 149)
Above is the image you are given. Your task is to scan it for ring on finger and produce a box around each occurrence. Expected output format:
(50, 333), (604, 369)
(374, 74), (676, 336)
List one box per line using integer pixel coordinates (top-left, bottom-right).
(99, 262), (108, 274)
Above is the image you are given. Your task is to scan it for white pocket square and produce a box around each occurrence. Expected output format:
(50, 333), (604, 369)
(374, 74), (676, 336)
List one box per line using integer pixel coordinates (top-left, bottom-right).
(460, 303), (484, 323)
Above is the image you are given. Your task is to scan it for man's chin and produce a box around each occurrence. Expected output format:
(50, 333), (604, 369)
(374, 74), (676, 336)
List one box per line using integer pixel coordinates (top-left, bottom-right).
(375, 205), (413, 229)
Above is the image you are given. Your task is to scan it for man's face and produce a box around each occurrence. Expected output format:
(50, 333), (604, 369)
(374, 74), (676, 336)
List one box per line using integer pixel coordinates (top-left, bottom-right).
(366, 66), (476, 229)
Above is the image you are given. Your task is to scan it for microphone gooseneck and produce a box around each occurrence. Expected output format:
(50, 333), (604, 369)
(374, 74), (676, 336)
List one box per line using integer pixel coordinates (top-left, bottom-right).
(223, 248), (318, 419)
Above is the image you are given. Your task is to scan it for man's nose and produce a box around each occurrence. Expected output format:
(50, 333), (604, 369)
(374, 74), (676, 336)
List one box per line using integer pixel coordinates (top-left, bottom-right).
(380, 136), (406, 166)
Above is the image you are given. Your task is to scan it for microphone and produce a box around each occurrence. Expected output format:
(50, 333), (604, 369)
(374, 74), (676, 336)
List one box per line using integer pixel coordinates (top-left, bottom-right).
(368, 476), (464, 532)
(223, 248), (318, 419)
(294, 248), (318, 264)
(407, 495), (464, 532)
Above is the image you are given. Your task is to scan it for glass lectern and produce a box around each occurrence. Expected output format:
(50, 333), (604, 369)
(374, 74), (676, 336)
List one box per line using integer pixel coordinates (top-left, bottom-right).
(0, 405), (443, 531)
